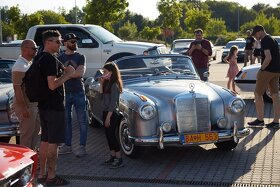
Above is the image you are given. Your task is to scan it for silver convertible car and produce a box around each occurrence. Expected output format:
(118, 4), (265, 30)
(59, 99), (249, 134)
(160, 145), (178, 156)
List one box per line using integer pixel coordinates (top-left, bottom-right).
(85, 54), (250, 158)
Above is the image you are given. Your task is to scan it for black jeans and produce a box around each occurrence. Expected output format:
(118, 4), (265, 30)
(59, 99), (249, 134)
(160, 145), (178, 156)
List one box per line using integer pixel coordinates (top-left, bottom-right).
(103, 111), (121, 152)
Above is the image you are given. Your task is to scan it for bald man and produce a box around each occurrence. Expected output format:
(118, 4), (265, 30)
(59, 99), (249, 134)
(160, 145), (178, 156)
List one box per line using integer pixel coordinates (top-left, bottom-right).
(12, 39), (40, 150)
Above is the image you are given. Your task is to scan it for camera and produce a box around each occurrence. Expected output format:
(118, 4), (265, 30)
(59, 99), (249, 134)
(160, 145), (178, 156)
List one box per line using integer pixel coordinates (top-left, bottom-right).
(193, 40), (201, 45)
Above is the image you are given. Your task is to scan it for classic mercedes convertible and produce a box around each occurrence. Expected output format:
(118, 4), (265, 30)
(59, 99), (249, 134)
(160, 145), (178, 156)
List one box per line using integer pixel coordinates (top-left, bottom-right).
(85, 54), (250, 158)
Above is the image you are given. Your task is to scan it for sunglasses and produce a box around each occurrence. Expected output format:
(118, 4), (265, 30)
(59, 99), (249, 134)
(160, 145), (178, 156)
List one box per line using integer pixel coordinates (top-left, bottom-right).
(48, 39), (62, 44)
(68, 40), (77, 44)
(26, 47), (38, 51)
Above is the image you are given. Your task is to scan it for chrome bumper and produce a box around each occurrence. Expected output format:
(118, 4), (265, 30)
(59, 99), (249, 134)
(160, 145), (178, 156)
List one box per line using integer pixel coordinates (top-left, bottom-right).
(132, 122), (250, 149)
(0, 123), (20, 137)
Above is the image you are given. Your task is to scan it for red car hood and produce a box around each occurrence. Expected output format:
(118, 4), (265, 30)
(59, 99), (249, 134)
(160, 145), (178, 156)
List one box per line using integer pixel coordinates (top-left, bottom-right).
(0, 143), (36, 179)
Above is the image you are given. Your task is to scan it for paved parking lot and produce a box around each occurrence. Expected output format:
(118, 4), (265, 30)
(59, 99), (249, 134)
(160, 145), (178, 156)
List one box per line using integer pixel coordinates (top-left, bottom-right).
(53, 50), (280, 187)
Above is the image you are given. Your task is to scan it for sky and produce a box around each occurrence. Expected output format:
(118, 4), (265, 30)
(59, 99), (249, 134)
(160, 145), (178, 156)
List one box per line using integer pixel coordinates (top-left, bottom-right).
(0, 0), (279, 21)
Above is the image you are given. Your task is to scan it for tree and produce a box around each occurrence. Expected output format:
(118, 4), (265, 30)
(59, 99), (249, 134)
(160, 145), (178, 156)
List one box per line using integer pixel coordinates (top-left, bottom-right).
(36, 10), (68, 24)
(205, 18), (227, 37)
(118, 21), (137, 40)
(62, 7), (85, 24)
(140, 26), (161, 41)
(184, 8), (211, 32)
(83, 0), (128, 30)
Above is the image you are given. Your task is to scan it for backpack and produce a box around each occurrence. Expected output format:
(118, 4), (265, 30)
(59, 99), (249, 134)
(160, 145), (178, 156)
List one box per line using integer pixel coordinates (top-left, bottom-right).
(22, 54), (45, 102)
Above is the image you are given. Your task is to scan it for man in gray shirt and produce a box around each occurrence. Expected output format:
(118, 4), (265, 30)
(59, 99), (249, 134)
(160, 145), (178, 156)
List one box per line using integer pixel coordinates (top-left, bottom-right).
(58, 33), (88, 157)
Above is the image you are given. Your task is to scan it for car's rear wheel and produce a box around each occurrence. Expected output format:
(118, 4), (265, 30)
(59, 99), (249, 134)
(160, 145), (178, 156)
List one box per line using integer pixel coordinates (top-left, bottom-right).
(118, 118), (141, 158)
(214, 139), (238, 150)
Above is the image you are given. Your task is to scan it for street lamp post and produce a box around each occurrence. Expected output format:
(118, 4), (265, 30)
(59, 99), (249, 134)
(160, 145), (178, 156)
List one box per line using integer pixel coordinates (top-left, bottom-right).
(75, 0), (77, 24)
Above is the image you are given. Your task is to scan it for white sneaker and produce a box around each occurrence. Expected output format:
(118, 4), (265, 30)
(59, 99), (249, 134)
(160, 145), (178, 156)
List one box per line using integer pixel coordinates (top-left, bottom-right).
(58, 145), (72, 155)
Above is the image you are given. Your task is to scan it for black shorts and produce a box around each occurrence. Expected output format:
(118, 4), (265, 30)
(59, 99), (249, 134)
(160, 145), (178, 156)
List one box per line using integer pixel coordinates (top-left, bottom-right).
(39, 109), (66, 144)
(254, 49), (261, 57)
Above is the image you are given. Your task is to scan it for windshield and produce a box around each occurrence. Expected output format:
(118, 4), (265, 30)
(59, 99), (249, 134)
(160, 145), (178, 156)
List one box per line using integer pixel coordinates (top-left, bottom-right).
(117, 56), (198, 80)
(226, 42), (245, 49)
(85, 25), (123, 44)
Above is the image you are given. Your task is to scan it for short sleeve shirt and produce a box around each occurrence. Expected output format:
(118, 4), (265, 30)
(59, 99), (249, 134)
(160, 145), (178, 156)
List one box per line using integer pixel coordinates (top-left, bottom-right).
(38, 52), (65, 111)
(58, 52), (86, 93)
(245, 36), (255, 50)
(12, 56), (37, 107)
(261, 35), (280, 73)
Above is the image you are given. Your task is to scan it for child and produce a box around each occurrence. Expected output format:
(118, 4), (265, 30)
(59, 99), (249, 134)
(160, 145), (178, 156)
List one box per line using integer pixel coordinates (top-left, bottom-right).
(223, 45), (239, 94)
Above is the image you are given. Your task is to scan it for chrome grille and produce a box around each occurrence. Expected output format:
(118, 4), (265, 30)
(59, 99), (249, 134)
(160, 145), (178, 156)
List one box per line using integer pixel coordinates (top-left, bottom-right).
(175, 94), (210, 133)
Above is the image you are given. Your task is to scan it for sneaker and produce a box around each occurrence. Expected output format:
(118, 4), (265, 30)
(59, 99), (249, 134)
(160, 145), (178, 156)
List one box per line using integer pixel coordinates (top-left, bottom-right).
(46, 176), (69, 186)
(265, 122), (280, 129)
(104, 155), (116, 164)
(76, 145), (87, 158)
(58, 145), (72, 155)
(110, 158), (124, 169)
(247, 119), (264, 126)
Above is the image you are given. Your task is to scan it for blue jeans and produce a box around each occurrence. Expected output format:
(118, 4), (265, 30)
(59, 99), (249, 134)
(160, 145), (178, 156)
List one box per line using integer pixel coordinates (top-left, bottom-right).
(65, 92), (88, 146)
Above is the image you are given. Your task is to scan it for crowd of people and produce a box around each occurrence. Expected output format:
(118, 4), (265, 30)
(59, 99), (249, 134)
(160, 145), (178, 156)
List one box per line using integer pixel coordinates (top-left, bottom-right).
(8, 24), (280, 186)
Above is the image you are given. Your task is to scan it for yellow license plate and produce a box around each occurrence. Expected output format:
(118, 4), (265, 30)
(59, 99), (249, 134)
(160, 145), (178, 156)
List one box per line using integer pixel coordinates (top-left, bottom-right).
(183, 132), (218, 143)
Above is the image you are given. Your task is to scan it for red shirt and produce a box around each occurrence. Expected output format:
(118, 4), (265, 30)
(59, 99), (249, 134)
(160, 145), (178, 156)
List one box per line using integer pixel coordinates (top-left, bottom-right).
(187, 39), (212, 68)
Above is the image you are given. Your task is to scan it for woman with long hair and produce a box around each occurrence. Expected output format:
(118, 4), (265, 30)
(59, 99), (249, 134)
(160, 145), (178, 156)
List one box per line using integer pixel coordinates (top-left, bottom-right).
(99, 62), (124, 169)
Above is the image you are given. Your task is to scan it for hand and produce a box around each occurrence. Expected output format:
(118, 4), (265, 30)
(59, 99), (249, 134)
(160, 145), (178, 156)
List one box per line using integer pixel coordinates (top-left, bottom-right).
(196, 44), (202, 50)
(65, 65), (75, 77)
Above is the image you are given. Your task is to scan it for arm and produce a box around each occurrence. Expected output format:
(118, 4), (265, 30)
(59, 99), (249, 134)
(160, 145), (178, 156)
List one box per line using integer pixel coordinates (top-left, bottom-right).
(47, 65), (75, 90)
(223, 56), (230, 64)
(70, 65), (85, 78)
(201, 41), (212, 56)
(104, 84), (118, 128)
(261, 49), (272, 70)
(186, 43), (197, 56)
(12, 71), (29, 118)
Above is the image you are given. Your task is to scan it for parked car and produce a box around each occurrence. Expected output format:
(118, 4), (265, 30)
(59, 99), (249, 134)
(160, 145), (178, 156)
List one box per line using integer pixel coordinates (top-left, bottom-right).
(0, 69), (20, 143)
(85, 54), (250, 158)
(222, 40), (246, 63)
(170, 39), (217, 60)
(234, 63), (276, 103)
(0, 143), (38, 187)
(0, 59), (16, 70)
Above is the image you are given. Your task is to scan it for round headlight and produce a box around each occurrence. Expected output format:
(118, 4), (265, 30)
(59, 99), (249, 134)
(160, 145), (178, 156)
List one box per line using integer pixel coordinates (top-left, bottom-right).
(217, 117), (227, 129)
(162, 122), (172, 132)
(230, 99), (245, 113)
(139, 104), (156, 120)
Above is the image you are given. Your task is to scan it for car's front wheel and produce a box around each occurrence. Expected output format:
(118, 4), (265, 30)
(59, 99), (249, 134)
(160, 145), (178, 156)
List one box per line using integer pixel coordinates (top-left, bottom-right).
(118, 118), (141, 158)
(214, 139), (238, 150)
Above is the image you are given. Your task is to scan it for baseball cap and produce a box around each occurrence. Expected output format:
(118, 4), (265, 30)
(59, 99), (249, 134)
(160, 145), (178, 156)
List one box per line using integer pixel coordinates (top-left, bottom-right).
(64, 33), (80, 41)
(251, 25), (264, 36)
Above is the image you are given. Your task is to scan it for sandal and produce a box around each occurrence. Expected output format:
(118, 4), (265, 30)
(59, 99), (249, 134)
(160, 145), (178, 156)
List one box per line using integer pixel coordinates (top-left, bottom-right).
(46, 176), (69, 186)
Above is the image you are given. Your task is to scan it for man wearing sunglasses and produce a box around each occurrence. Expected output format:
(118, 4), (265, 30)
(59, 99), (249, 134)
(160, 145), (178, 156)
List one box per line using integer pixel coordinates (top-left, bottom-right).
(12, 39), (39, 149)
(57, 33), (88, 158)
(37, 30), (75, 186)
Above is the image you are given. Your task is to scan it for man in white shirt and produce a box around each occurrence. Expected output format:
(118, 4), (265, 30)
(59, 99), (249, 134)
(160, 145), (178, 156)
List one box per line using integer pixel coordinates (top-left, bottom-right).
(12, 39), (40, 149)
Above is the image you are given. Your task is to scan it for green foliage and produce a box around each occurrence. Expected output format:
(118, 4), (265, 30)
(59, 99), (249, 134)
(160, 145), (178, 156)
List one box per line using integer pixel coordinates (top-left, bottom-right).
(184, 8), (211, 32)
(157, 0), (182, 29)
(83, 0), (128, 29)
(140, 26), (161, 41)
(205, 18), (227, 37)
(118, 21), (138, 40)
(36, 10), (68, 24)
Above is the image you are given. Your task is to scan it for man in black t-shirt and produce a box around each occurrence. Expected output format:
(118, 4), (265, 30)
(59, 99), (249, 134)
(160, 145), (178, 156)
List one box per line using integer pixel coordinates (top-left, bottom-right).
(244, 30), (255, 66)
(248, 25), (280, 129)
(37, 30), (75, 186)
